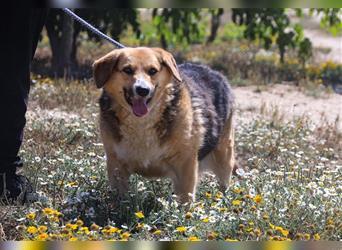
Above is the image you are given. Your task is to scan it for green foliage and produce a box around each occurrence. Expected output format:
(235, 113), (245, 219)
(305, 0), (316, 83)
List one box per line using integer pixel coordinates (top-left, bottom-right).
(74, 9), (140, 41)
(231, 9), (312, 64)
(219, 22), (246, 42)
(151, 8), (206, 48)
(310, 8), (342, 36)
(298, 38), (312, 68)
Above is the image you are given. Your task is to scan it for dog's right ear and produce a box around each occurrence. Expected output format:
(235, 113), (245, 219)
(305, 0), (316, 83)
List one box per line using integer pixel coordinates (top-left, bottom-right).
(93, 50), (121, 88)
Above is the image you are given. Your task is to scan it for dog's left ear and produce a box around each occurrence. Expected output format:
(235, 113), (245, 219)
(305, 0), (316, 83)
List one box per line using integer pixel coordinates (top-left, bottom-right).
(93, 50), (121, 88)
(152, 48), (182, 82)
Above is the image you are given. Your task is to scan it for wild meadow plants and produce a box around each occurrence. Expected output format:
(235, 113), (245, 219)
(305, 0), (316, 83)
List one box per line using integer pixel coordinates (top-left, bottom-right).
(0, 78), (341, 241)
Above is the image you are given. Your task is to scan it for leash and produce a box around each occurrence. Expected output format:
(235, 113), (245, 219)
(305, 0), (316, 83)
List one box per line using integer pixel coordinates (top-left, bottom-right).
(62, 8), (126, 49)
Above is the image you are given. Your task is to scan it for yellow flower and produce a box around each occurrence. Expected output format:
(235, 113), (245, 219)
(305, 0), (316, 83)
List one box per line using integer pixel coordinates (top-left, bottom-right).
(304, 233), (310, 240)
(49, 216), (60, 223)
(101, 229), (109, 235)
(61, 229), (71, 237)
(37, 233), (49, 241)
(90, 223), (100, 231)
(205, 192), (212, 198)
(185, 212), (193, 219)
(109, 227), (119, 234)
(135, 211), (145, 219)
(215, 191), (223, 199)
(225, 238), (238, 242)
(207, 232), (218, 240)
(69, 237), (78, 241)
(295, 233), (303, 240)
(202, 217), (209, 223)
(37, 232), (49, 241)
(233, 188), (243, 194)
(253, 194), (263, 204)
(76, 219), (84, 227)
(153, 230), (162, 235)
(66, 223), (78, 230)
(27, 226), (38, 234)
(38, 225), (48, 233)
(121, 232), (131, 239)
(327, 218), (334, 225)
(26, 213), (36, 220)
(66, 181), (78, 187)
(313, 233), (320, 240)
(254, 228), (261, 237)
(219, 207), (227, 213)
(54, 211), (63, 217)
(269, 223), (276, 230)
(232, 200), (242, 206)
(188, 236), (200, 241)
(280, 229), (289, 237)
(49, 233), (60, 240)
(250, 206), (257, 211)
(176, 226), (187, 233)
(42, 208), (54, 215)
(79, 227), (90, 235)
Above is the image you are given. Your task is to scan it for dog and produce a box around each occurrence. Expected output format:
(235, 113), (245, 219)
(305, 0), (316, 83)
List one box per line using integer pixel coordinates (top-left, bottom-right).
(93, 47), (235, 203)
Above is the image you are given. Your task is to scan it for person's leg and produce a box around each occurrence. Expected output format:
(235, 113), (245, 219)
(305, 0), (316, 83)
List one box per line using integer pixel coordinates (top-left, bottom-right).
(0, 8), (47, 199)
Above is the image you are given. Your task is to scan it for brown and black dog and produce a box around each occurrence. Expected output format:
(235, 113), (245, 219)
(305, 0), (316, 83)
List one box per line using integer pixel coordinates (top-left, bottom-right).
(93, 47), (235, 203)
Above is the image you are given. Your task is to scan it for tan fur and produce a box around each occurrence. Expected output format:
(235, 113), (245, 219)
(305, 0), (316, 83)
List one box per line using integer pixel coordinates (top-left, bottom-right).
(94, 47), (235, 203)
(199, 112), (235, 190)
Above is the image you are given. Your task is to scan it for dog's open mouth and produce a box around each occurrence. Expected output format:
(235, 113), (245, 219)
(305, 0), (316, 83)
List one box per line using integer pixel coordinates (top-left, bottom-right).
(124, 88), (152, 117)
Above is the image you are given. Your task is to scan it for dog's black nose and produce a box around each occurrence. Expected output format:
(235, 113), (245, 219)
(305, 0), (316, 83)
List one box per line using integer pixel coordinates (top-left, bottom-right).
(135, 86), (150, 97)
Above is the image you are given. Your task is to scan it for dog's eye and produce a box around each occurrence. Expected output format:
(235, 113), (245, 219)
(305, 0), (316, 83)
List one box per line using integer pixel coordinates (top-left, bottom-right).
(148, 68), (158, 76)
(122, 67), (134, 75)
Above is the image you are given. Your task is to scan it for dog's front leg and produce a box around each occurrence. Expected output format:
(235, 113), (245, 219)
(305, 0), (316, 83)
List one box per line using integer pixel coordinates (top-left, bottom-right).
(106, 155), (130, 198)
(172, 156), (198, 203)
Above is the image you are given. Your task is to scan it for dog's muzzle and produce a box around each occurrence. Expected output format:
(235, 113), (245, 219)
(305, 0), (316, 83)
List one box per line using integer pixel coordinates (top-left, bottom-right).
(124, 79), (155, 117)
(133, 79), (153, 98)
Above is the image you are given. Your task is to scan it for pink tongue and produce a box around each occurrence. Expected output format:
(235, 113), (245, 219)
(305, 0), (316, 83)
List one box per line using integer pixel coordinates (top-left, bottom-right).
(132, 98), (148, 117)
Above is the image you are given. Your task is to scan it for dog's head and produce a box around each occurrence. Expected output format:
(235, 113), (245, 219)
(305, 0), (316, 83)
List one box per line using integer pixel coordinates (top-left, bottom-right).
(93, 47), (182, 117)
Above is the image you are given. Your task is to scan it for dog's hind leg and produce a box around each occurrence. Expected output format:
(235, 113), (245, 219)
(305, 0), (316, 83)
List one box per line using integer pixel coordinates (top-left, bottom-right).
(172, 155), (199, 203)
(207, 113), (235, 191)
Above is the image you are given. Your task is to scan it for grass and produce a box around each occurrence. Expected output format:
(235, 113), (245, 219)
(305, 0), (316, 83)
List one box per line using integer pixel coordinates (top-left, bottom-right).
(0, 76), (341, 241)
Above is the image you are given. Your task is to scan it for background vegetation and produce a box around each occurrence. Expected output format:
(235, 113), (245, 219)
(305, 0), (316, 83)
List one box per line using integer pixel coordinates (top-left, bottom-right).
(33, 8), (342, 95)
(0, 8), (341, 241)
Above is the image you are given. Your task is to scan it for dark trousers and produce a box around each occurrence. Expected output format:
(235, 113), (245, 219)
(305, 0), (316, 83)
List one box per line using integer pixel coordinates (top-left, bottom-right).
(0, 9), (47, 172)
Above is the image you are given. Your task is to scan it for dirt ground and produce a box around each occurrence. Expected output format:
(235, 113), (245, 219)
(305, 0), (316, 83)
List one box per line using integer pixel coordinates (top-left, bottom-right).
(234, 84), (342, 131)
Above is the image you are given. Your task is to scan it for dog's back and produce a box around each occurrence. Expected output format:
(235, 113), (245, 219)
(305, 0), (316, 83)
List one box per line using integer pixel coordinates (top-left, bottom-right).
(179, 63), (234, 160)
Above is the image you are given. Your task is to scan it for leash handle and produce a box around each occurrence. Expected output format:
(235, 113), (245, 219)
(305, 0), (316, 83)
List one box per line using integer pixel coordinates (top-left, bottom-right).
(62, 8), (126, 49)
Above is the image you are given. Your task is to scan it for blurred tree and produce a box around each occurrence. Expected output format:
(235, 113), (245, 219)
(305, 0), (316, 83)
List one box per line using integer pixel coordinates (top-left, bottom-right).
(72, 8), (140, 65)
(207, 8), (224, 44)
(232, 8), (306, 64)
(152, 8), (204, 48)
(46, 9), (74, 78)
(310, 8), (342, 36)
(43, 8), (341, 78)
(45, 9), (140, 77)
(231, 8), (341, 64)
